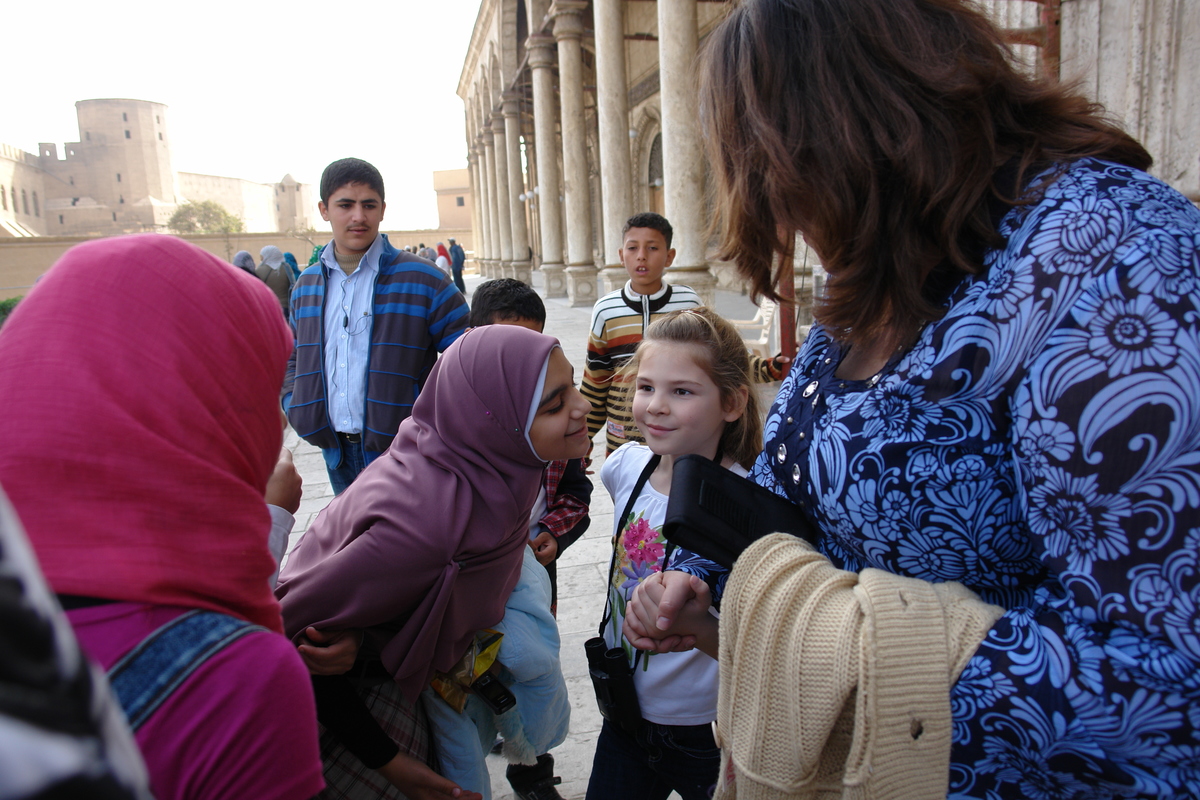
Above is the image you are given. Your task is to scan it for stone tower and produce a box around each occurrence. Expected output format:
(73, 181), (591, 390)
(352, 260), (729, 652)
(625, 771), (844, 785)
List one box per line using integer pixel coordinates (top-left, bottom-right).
(37, 98), (179, 233)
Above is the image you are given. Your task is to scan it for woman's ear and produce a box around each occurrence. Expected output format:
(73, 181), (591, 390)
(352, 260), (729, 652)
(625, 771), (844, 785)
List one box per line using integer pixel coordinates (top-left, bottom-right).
(723, 385), (749, 423)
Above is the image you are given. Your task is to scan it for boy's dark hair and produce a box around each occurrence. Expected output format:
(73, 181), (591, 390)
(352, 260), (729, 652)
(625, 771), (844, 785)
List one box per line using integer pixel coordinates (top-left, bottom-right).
(468, 279), (547, 329)
(320, 158), (385, 204)
(622, 212), (674, 248)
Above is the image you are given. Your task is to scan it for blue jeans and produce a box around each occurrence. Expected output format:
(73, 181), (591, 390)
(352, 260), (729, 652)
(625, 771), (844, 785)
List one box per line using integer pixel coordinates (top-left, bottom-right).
(585, 719), (720, 800)
(322, 439), (382, 495)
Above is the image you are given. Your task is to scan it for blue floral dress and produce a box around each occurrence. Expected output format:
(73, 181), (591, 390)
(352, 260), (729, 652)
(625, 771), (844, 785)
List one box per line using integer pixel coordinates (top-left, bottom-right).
(752, 158), (1200, 798)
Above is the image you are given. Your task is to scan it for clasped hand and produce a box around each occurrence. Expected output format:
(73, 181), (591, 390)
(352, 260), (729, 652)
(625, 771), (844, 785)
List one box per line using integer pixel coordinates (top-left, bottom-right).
(622, 570), (719, 658)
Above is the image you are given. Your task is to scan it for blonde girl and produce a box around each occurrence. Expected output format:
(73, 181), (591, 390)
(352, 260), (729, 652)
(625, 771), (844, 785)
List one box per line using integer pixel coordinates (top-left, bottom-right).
(585, 307), (761, 800)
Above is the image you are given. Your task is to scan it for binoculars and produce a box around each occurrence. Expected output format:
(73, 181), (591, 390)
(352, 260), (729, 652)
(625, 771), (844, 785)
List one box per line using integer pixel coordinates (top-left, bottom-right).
(585, 636), (643, 737)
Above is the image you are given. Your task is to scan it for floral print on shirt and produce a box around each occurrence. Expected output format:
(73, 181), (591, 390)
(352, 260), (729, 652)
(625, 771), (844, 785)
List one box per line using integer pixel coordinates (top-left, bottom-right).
(607, 508), (725, 667)
(752, 159), (1200, 798)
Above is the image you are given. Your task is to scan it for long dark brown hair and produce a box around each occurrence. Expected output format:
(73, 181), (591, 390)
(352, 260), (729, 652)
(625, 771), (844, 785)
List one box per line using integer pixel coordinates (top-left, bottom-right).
(700, 0), (1151, 348)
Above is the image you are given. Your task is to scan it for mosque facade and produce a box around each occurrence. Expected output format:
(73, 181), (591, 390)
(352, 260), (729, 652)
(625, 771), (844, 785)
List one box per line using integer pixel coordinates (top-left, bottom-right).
(458, 0), (1199, 309)
(0, 98), (317, 238)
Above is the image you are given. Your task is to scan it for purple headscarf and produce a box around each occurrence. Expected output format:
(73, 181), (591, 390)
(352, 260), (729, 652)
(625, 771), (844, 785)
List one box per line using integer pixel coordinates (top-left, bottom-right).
(232, 250), (256, 273)
(276, 325), (557, 700)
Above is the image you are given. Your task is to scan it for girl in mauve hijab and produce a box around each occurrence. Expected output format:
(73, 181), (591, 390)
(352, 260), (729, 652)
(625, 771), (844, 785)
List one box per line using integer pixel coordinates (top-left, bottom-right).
(276, 323), (592, 799)
(0, 234), (324, 800)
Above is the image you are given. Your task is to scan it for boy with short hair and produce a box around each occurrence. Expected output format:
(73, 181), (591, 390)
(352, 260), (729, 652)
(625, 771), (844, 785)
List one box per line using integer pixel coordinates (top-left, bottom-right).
(581, 211), (787, 456)
(581, 213), (699, 455)
(282, 157), (468, 493)
(467, 276), (547, 332)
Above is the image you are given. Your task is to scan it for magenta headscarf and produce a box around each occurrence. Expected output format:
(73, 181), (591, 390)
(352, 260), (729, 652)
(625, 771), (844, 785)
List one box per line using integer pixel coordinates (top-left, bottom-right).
(0, 234), (293, 633)
(276, 325), (557, 700)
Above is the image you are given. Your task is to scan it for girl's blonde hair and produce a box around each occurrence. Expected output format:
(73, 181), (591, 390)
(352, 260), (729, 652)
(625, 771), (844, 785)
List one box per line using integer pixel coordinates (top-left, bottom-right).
(619, 307), (763, 469)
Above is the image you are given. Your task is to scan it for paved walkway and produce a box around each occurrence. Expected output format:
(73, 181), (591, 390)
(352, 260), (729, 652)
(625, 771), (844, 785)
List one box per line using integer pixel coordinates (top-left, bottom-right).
(281, 271), (763, 799)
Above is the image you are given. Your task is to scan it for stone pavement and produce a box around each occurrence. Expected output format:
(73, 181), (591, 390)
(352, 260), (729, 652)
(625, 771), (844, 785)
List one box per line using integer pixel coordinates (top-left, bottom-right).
(281, 271), (763, 800)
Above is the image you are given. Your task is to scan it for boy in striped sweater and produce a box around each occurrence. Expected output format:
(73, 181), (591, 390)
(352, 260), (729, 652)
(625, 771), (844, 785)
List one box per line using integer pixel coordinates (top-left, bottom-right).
(581, 212), (787, 457)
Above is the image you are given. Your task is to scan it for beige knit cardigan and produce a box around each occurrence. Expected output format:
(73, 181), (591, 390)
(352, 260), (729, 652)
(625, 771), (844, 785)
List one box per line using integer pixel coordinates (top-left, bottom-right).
(714, 534), (1004, 800)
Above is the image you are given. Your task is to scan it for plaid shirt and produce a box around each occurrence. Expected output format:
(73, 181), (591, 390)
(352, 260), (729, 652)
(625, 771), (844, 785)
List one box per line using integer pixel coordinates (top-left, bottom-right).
(539, 459), (590, 540)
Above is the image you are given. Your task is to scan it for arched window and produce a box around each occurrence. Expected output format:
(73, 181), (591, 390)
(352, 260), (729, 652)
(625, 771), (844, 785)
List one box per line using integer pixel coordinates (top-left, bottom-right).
(12, 187), (18, 212)
(21, 189), (28, 215)
(647, 132), (664, 215)
(32, 192), (39, 217)
(1, 185), (6, 211)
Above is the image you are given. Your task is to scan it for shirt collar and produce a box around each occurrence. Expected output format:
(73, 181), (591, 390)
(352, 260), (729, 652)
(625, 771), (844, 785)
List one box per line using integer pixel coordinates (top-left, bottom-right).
(622, 279), (670, 304)
(320, 234), (384, 278)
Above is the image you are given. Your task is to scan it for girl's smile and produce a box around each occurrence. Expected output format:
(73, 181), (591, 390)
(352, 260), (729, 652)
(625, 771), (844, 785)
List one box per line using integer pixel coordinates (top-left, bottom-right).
(632, 342), (741, 462)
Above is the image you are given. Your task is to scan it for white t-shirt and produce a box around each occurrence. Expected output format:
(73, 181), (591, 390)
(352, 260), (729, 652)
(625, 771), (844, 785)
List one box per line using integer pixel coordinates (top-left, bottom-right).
(600, 442), (747, 726)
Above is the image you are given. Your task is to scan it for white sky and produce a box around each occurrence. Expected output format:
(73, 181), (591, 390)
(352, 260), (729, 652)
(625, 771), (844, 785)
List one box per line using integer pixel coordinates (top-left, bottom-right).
(3, 0), (483, 230)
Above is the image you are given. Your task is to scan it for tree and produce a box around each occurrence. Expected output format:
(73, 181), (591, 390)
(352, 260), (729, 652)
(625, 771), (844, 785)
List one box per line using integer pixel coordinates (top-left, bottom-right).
(167, 201), (245, 235)
(0, 296), (21, 329)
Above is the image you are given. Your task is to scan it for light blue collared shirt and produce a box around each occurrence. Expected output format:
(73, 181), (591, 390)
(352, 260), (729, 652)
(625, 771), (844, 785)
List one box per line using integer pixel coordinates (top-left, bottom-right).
(321, 235), (383, 434)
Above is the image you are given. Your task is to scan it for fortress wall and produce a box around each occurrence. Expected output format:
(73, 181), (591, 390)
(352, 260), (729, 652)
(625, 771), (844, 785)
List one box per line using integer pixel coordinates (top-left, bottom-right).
(0, 228), (476, 301)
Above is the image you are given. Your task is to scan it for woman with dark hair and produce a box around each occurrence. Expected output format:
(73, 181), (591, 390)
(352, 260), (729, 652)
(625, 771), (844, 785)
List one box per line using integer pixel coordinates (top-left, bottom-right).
(625, 1), (1200, 797)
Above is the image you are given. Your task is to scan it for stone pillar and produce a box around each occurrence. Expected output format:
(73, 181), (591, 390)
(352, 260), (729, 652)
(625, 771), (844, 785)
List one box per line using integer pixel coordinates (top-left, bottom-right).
(474, 136), (495, 276)
(467, 148), (484, 277)
(657, 0), (716, 305)
(595, 0), (635, 294)
(526, 33), (567, 298)
(524, 131), (542, 275)
(490, 112), (515, 276)
(482, 126), (503, 278)
(552, 0), (598, 308)
(502, 91), (532, 284)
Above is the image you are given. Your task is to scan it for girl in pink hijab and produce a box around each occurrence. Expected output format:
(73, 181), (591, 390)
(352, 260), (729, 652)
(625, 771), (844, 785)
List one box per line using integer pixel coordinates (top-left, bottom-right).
(277, 323), (592, 797)
(0, 234), (323, 800)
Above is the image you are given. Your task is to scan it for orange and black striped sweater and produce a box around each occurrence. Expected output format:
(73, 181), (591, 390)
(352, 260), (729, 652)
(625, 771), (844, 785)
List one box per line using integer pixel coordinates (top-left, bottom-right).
(582, 280), (783, 454)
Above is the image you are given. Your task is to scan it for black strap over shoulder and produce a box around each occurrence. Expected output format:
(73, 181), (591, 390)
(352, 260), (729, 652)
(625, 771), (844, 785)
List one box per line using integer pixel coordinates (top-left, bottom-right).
(597, 453), (661, 638)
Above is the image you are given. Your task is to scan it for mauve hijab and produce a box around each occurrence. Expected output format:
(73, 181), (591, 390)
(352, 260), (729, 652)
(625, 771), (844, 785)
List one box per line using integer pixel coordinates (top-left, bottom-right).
(0, 234), (293, 632)
(232, 250), (256, 273)
(276, 325), (557, 700)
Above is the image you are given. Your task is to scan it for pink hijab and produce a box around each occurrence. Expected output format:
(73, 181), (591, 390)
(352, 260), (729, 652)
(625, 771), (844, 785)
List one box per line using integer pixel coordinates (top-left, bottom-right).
(276, 324), (556, 700)
(0, 234), (293, 633)
(436, 243), (452, 264)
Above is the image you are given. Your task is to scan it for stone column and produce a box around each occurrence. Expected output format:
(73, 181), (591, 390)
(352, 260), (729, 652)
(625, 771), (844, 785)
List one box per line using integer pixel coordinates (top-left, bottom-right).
(502, 91), (532, 286)
(595, 0), (634, 294)
(526, 33), (567, 297)
(467, 148), (484, 277)
(657, 0), (715, 305)
(524, 131), (542, 274)
(474, 136), (495, 276)
(552, 0), (598, 308)
(481, 126), (503, 278)
(490, 111), (515, 276)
